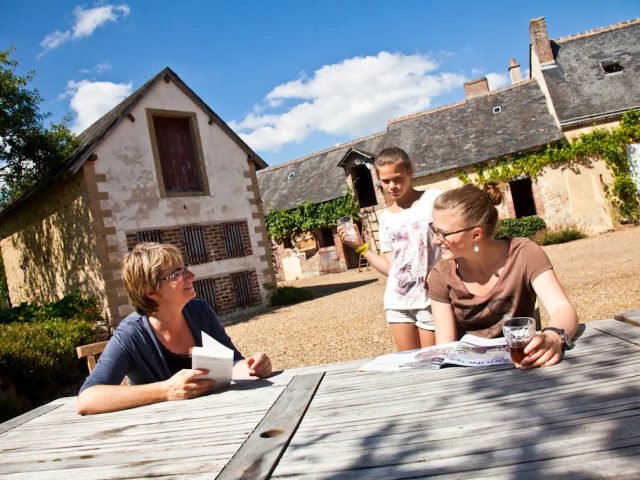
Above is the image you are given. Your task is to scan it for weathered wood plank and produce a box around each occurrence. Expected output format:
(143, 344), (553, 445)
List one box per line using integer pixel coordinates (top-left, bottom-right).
(0, 404), (61, 436)
(272, 409), (640, 477)
(615, 309), (640, 328)
(216, 372), (324, 480)
(594, 318), (640, 346)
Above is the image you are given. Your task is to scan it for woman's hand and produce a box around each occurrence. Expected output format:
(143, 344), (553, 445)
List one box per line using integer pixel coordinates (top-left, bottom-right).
(247, 353), (272, 378)
(163, 369), (215, 400)
(519, 330), (563, 369)
(337, 224), (364, 249)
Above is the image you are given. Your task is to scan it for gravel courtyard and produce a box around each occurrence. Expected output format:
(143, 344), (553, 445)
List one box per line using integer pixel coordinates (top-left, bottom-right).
(226, 225), (640, 371)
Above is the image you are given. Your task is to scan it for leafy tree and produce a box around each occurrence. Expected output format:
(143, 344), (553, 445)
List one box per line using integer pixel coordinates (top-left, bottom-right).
(0, 47), (78, 204)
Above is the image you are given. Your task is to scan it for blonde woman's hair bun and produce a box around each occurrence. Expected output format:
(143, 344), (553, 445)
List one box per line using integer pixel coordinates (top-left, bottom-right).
(483, 181), (504, 206)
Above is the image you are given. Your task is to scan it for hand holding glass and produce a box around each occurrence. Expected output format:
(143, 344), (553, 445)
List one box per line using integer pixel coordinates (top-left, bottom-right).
(337, 217), (357, 243)
(502, 317), (536, 368)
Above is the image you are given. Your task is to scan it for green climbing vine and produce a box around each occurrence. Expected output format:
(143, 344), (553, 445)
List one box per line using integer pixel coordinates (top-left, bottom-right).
(265, 191), (360, 240)
(455, 110), (640, 222)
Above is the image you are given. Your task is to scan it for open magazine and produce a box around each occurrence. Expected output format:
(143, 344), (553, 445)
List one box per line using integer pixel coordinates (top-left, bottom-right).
(359, 334), (512, 372)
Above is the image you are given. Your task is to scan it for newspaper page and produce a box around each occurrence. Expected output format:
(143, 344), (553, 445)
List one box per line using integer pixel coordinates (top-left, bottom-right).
(359, 335), (511, 372)
(191, 332), (234, 389)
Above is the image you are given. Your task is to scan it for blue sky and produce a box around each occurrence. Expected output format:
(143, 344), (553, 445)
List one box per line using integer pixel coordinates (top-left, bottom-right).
(2, 1), (638, 166)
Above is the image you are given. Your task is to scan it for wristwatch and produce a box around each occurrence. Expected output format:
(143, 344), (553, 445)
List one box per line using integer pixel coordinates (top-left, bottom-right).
(541, 327), (573, 350)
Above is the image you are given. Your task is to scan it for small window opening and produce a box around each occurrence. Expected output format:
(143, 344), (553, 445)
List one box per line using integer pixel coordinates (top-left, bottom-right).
(493, 106), (502, 114)
(288, 172), (296, 180)
(600, 59), (623, 75)
(282, 236), (293, 249)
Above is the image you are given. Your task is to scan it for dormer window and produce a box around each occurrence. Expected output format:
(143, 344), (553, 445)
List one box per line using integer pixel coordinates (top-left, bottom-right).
(600, 59), (623, 75)
(288, 172), (296, 180)
(493, 106), (502, 114)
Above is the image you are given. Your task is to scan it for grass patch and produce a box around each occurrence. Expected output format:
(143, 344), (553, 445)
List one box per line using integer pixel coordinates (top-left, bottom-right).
(533, 225), (587, 246)
(270, 286), (314, 306)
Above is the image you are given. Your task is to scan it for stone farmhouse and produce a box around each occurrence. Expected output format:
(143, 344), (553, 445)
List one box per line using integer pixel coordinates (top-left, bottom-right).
(0, 68), (276, 336)
(258, 16), (640, 281)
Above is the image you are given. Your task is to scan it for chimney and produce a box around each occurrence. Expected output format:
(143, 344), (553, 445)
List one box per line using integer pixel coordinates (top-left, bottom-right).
(463, 77), (489, 99)
(509, 59), (522, 84)
(529, 17), (555, 65)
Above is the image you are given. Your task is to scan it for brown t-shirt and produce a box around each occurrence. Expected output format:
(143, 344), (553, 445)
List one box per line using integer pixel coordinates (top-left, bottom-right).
(428, 237), (552, 338)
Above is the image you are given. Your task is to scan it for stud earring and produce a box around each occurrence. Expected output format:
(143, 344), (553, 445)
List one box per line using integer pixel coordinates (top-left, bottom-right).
(474, 244), (479, 253)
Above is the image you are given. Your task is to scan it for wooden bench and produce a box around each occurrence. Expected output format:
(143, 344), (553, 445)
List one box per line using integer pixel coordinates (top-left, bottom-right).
(76, 341), (109, 373)
(614, 309), (640, 328)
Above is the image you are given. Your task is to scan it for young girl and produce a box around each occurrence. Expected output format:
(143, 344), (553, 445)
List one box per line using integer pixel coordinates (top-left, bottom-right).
(339, 147), (442, 351)
(427, 182), (578, 368)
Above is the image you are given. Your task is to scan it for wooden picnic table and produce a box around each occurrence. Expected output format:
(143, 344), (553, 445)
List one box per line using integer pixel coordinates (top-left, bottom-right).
(1, 318), (640, 479)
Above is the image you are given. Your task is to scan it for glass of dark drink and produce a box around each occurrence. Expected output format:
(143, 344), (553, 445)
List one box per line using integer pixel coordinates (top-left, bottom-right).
(502, 317), (536, 368)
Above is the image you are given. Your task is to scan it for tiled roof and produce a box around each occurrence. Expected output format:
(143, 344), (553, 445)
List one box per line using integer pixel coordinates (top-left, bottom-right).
(258, 79), (564, 212)
(542, 21), (640, 125)
(257, 133), (387, 213)
(386, 79), (564, 177)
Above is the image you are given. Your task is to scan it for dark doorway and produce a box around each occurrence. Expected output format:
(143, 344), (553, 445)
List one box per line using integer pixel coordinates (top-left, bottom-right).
(509, 178), (537, 218)
(320, 228), (335, 247)
(352, 165), (377, 208)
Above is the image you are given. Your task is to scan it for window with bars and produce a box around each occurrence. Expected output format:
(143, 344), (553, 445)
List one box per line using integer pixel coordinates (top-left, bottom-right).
(222, 222), (246, 258)
(193, 278), (218, 313)
(231, 271), (254, 308)
(136, 230), (163, 243)
(181, 225), (209, 264)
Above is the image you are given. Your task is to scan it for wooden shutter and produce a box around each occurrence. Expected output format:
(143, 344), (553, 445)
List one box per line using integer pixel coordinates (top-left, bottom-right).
(222, 222), (245, 258)
(231, 271), (254, 308)
(193, 278), (218, 312)
(181, 225), (209, 265)
(153, 116), (201, 192)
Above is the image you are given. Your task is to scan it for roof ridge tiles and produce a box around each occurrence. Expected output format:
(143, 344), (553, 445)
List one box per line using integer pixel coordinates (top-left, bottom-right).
(388, 78), (537, 126)
(553, 18), (640, 44)
(259, 131), (386, 173)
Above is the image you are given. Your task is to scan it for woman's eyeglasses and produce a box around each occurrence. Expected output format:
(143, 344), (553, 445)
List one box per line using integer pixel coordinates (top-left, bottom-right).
(429, 222), (476, 242)
(160, 265), (191, 282)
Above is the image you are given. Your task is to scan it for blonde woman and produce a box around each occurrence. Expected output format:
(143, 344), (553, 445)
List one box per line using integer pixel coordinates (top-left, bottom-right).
(428, 182), (578, 368)
(77, 243), (271, 414)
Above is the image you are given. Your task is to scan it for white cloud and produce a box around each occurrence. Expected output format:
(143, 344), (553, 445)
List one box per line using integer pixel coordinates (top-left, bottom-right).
(486, 72), (510, 90)
(79, 62), (112, 74)
(60, 79), (133, 133)
(471, 68), (484, 77)
(230, 51), (467, 152)
(39, 4), (130, 56)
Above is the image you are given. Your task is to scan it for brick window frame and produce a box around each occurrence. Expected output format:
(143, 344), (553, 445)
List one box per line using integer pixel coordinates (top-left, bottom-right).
(146, 108), (211, 198)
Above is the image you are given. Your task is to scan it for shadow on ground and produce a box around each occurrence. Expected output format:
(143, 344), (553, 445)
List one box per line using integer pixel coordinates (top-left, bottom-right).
(220, 278), (379, 327)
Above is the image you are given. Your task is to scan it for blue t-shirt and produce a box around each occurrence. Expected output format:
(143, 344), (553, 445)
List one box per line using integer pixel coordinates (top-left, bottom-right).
(79, 299), (243, 394)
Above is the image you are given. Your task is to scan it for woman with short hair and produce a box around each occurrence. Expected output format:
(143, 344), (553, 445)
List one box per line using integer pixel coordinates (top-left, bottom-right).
(428, 182), (578, 368)
(76, 243), (271, 414)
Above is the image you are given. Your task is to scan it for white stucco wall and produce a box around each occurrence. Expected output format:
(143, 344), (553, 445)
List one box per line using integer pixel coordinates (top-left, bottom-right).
(89, 80), (271, 316)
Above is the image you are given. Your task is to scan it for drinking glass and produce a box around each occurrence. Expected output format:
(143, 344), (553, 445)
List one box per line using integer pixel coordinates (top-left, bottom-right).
(337, 216), (357, 242)
(502, 317), (536, 368)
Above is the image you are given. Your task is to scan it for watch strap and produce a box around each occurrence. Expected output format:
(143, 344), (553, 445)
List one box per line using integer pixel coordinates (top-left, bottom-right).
(541, 327), (570, 349)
